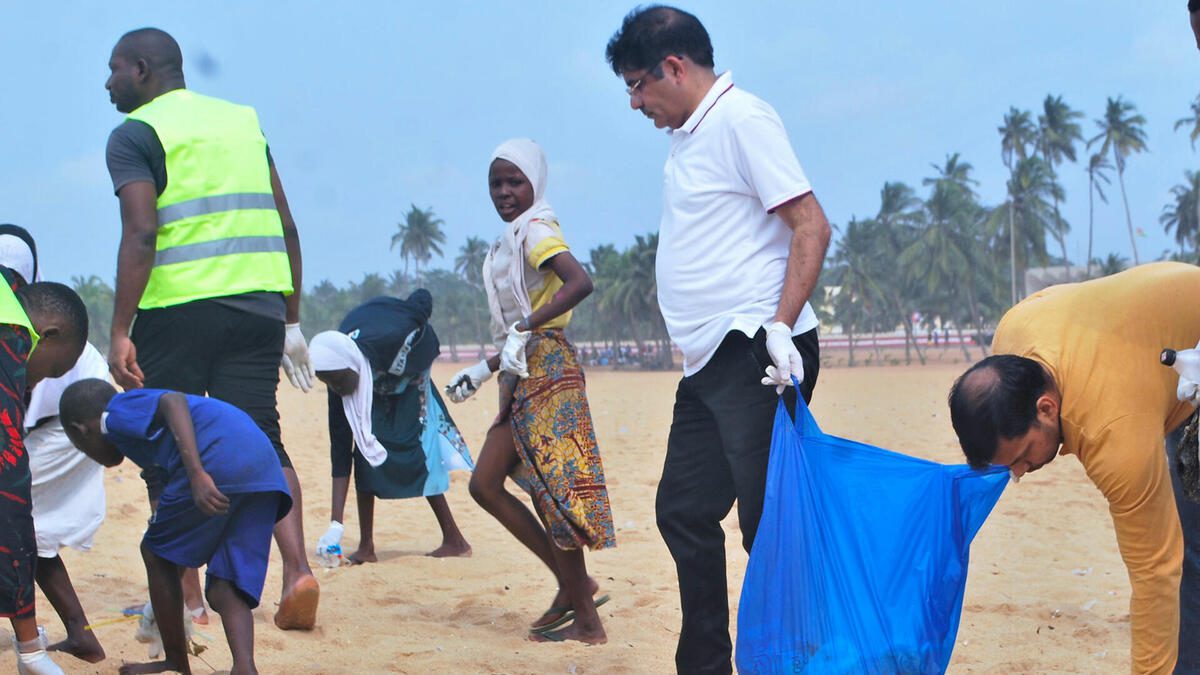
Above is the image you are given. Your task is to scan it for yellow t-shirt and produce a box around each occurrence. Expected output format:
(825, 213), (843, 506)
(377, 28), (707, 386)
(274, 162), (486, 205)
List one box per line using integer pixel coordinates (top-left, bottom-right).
(525, 219), (571, 330)
(993, 261), (1200, 674)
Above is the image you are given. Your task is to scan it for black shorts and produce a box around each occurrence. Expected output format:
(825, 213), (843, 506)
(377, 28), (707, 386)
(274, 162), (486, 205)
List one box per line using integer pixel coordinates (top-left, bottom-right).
(133, 299), (292, 476)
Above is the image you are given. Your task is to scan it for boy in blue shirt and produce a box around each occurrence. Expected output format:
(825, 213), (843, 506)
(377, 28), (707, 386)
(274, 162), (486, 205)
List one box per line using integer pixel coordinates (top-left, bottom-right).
(59, 379), (291, 675)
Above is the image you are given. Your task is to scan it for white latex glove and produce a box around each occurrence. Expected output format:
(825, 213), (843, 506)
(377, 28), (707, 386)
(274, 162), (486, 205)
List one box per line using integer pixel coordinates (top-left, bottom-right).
(761, 322), (804, 395)
(316, 521), (344, 562)
(1180, 377), (1200, 407)
(499, 322), (532, 378)
(446, 359), (494, 403)
(281, 323), (315, 393)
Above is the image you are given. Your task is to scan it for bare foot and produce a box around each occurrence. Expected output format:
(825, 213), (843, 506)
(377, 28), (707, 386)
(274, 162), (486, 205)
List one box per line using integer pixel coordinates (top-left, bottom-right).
(426, 539), (472, 558)
(274, 574), (320, 630)
(346, 545), (378, 565)
(528, 621), (608, 645)
(48, 633), (106, 663)
(118, 659), (186, 674)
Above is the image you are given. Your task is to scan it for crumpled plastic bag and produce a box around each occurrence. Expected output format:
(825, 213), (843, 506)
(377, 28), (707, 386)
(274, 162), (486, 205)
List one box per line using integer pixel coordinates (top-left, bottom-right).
(736, 394), (1008, 674)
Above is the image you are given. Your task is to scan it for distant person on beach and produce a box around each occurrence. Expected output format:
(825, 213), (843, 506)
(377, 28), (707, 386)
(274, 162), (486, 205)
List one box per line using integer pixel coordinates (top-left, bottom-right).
(309, 290), (473, 564)
(61, 380), (291, 675)
(446, 138), (615, 644)
(606, 6), (830, 672)
(0, 280), (88, 675)
(0, 226), (110, 665)
(949, 262), (1200, 674)
(103, 27), (319, 630)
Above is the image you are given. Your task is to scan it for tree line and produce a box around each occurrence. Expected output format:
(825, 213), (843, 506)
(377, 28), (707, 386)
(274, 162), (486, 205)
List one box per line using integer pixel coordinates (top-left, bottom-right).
(69, 92), (1200, 368)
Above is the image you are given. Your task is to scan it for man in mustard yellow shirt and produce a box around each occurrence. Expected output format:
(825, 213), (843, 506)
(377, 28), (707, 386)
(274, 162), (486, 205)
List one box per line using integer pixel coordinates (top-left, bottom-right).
(948, 262), (1200, 674)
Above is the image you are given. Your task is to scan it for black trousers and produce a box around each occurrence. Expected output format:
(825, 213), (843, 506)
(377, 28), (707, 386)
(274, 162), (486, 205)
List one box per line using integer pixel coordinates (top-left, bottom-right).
(656, 328), (819, 674)
(1166, 425), (1200, 674)
(132, 299), (290, 491)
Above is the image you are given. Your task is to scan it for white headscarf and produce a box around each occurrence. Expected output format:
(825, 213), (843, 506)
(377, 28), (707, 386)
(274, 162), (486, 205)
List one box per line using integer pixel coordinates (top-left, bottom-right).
(0, 232), (37, 285)
(482, 138), (557, 330)
(309, 331), (386, 467)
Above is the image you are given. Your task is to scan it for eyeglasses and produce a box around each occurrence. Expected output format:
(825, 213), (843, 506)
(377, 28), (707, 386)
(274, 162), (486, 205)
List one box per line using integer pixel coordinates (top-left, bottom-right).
(625, 61), (665, 97)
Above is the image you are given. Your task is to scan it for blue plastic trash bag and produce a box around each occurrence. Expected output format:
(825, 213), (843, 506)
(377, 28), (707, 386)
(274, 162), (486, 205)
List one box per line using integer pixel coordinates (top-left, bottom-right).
(735, 393), (1008, 674)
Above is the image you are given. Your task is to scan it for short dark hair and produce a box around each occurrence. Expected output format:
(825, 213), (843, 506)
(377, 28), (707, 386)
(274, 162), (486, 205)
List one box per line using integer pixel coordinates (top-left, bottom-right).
(605, 5), (714, 75)
(116, 27), (184, 78)
(59, 378), (117, 429)
(948, 355), (1049, 469)
(16, 281), (89, 352)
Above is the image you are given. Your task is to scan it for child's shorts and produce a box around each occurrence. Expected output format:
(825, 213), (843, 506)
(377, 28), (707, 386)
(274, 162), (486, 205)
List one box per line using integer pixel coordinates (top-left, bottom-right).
(144, 490), (290, 607)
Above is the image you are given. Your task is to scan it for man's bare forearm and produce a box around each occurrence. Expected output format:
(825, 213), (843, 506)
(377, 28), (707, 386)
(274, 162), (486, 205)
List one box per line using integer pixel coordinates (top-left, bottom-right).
(771, 193), (831, 327)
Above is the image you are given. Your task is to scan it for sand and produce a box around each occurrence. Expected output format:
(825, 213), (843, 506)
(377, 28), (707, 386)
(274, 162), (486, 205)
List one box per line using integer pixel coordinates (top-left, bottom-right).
(6, 361), (1131, 674)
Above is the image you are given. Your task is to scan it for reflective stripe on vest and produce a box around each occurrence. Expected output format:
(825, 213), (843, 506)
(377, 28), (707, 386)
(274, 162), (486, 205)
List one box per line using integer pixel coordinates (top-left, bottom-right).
(156, 193), (278, 228)
(126, 90), (293, 309)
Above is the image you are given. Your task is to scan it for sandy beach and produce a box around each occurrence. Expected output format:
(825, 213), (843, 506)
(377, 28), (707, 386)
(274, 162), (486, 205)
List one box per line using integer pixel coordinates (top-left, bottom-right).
(4, 359), (1131, 674)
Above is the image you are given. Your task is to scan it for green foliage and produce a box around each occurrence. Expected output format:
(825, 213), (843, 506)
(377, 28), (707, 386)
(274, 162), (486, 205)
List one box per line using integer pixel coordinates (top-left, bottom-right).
(70, 275), (114, 351)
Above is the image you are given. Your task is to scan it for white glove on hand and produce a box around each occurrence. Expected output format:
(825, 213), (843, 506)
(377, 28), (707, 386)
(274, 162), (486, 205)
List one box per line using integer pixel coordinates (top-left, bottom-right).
(281, 323), (315, 393)
(316, 521), (344, 567)
(500, 322), (532, 378)
(761, 322), (804, 395)
(1179, 377), (1200, 407)
(446, 359), (494, 403)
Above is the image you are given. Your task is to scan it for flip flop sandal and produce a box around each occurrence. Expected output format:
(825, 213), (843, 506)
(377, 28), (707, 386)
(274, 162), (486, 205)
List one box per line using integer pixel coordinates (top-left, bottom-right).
(529, 594), (611, 634)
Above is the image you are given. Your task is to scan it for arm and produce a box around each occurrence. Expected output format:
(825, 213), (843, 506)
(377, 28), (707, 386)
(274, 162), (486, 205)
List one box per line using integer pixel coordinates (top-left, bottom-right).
(156, 392), (229, 516)
(109, 181), (159, 389)
(770, 193), (831, 327)
(270, 164), (302, 324)
(328, 391), (353, 523)
(517, 252), (593, 331)
(1085, 418), (1182, 674)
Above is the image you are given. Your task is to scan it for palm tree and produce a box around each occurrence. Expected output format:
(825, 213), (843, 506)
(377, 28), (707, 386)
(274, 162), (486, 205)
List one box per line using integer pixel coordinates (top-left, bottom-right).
(1037, 95), (1084, 280)
(1161, 171), (1200, 261)
(999, 108), (1037, 304)
(830, 218), (886, 367)
(1090, 97), (1149, 265)
(1095, 252), (1128, 277)
(875, 182), (926, 364)
(390, 204), (447, 276)
(1175, 93), (1200, 150)
(454, 236), (489, 289)
(986, 157), (1058, 297)
(1085, 153), (1113, 278)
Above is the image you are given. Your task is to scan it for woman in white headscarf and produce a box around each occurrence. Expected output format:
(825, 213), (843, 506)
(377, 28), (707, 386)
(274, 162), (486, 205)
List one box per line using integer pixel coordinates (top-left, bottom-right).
(310, 289), (473, 564)
(446, 139), (615, 645)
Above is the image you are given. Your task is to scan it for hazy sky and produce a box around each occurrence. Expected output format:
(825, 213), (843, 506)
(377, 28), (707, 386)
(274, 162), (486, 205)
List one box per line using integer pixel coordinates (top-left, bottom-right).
(1, 2), (1196, 287)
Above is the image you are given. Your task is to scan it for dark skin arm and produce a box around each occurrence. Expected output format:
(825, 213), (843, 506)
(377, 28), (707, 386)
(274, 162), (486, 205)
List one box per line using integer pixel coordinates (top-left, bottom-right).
(484, 250), (593, 372)
(769, 193), (831, 327)
(270, 164), (303, 324)
(157, 393), (229, 516)
(109, 180), (158, 390)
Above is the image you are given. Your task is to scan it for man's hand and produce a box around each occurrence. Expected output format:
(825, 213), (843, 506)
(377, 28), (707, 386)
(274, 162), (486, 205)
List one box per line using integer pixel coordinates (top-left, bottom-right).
(189, 471), (230, 516)
(281, 323), (314, 392)
(109, 333), (145, 390)
(446, 359), (494, 403)
(499, 322), (531, 378)
(761, 322), (804, 394)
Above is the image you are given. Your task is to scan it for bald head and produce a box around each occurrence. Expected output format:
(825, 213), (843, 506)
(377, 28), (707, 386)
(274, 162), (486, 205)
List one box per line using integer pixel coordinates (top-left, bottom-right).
(106, 27), (185, 113)
(948, 354), (1052, 468)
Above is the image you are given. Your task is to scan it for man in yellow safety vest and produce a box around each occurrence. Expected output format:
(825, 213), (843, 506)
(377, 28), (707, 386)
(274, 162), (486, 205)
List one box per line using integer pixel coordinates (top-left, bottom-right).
(104, 27), (319, 631)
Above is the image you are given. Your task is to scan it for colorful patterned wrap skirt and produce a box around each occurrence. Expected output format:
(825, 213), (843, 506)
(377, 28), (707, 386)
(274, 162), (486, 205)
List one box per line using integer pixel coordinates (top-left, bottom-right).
(497, 330), (616, 552)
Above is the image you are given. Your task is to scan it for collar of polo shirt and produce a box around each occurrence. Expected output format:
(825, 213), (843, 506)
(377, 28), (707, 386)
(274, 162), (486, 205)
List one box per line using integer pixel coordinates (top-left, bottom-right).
(671, 71), (735, 136)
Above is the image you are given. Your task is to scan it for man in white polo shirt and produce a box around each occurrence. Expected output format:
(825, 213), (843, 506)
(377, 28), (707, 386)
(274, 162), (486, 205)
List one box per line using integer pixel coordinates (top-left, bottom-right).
(607, 6), (831, 673)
